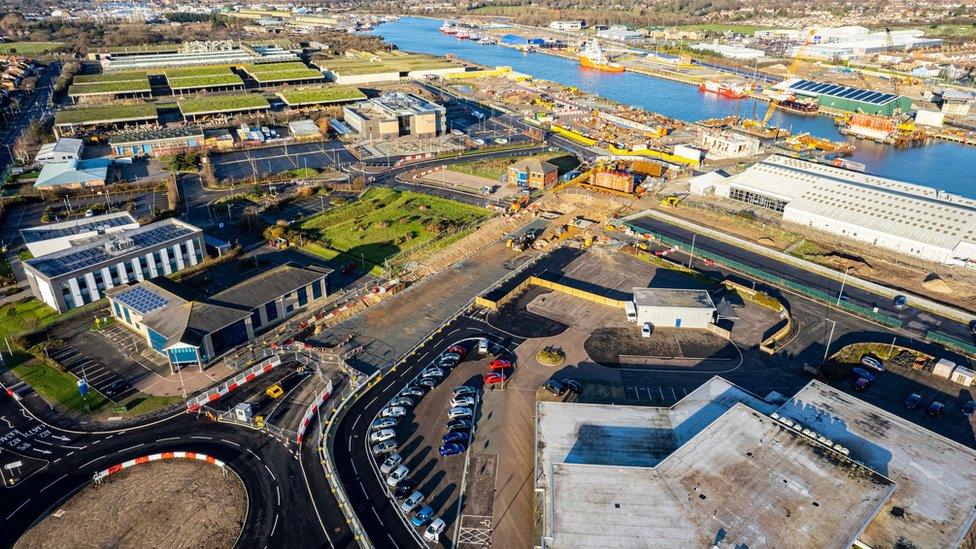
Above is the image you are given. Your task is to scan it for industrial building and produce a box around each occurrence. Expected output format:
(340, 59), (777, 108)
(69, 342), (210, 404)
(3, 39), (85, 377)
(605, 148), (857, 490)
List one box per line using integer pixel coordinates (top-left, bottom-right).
(536, 376), (976, 549)
(20, 212), (139, 258)
(321, 52), (466, 85)
(109, 127), (205, 158)
(107, 264), (329, 372)
(34, 158), (112, 190)
(936, 89), (974, 117)
(342, 92), (445, 140)
(794, 28), (942, 60)
(631, 288), (716, 328)
(596, 25), (643, 43)
(775, 78), (912, 116)
(23, 218), (205, 313)
(507, 157), (558, 190)
(690, 42), (765, 60)
(549, 21), (584, 32)
(698, 131), (761, 159)
(34, 138), (84, 166)
(689, 154), (976, 266)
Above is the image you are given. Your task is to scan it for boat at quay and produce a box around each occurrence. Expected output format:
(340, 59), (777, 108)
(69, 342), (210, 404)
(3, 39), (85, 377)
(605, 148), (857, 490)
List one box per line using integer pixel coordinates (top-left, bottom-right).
(371, 17), (976, 198)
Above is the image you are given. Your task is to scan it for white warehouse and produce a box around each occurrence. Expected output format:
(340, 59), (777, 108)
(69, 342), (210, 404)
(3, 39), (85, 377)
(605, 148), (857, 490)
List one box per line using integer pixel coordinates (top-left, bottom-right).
(690, 155), (976, 266)
(632, 288), (716, 329)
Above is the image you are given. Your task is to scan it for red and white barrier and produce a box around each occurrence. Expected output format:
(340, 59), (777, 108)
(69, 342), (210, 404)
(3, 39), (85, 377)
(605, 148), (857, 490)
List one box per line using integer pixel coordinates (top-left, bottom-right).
(296, 384), (334, 444)
(92, 451), (225, 482)
(186, 356), (283, 413)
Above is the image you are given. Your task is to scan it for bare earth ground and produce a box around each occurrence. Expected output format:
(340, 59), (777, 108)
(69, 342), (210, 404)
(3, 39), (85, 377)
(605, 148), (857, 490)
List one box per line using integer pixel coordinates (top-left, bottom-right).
(16, 460), (246, 549)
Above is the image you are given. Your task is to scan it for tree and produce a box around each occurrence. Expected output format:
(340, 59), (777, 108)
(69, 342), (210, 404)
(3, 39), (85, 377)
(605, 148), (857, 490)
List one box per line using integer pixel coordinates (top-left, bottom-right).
(0, 13), (25, 33)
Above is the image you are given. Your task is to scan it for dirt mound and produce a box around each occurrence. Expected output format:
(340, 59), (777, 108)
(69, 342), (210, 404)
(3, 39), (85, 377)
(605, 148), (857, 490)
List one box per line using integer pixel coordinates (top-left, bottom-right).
(922, 272), (953, 294)
(757, 236), (775, 245)
(819, 252), (874, 275)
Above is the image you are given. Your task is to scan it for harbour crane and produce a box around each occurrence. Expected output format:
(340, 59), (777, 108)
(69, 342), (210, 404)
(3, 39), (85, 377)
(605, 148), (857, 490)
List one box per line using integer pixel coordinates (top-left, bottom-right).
(760, 28), (818, 127)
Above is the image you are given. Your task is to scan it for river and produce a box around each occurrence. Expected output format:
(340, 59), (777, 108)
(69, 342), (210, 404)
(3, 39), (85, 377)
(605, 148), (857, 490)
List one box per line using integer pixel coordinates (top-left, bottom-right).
(371, 17), (976, 197)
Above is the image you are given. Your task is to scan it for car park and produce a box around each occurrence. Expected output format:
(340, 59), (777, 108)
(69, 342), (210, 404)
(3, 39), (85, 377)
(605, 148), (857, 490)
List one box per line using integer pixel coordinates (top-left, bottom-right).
(478, 338), (489, 354)
(381, 406), (407, 418)
(484, 372), (506, 385)
(451, 396), (476, 408)
(441, 352), (461, 362)
(447, 345), (466, 357)
(372, 441), (398, 455)
(893, 295), (909, 310)
(380, 454), (403, 475)
(544, 380), (566, 396)
(439, 357), (458, 369)
(411, 506), (435, 527)
(389, 396), (415, 408)
(860, 356), (885, 372)
(439, 443), (467, 456)
(418, 378), (438, 388)
(488, 359), (511, 371)
(421, 367), (445, 379)
(447, 419), (472, 431)
(452, 386), (476, 397)
(641, 323), (652, 338)
(370, 429), (396, 444)
(400, 386), (425, 399)
(448, 406), (473, 419)
(926, 401), (945, 417)
(401, 491), (425, 513)
(563, 379), (583, 394)
(853, 377), (870, 392)
(905, 393), (922, 410)
(851, 368), (875, 383)
(963, 401), (976, 417)
(386, 465), (410, 487)
(443, 431), (470, 444)
(424, 518), (447, 542)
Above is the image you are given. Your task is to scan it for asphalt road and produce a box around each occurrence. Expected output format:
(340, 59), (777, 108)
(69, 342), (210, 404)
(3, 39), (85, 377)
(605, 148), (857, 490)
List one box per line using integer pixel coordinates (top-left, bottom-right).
(0, 63), (58, 172)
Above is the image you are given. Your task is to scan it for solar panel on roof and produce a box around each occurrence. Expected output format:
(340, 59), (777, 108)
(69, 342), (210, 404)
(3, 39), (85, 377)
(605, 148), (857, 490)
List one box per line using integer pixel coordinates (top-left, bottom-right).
(116, 286), (169, 314)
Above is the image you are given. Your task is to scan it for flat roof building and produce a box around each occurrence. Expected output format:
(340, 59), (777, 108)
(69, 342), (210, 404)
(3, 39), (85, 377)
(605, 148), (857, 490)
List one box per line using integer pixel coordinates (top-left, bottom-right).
(23, 218), (205, 313)
(34, 138), (84, 166)
(107, 263), (329, 371)
(596, 25), (643, 43)
(689, 154), (976, 265)
(631, 287), (716, 329)
(343, 92), (445, 140)
(109, 127), (205, 158)
(20, 211), (139, 258)
(777, 77), (912, 116)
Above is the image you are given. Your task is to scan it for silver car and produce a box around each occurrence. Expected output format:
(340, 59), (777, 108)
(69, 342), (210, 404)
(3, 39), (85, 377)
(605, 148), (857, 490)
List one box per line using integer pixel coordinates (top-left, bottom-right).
(380, 453), (403, 475)
(371, 441), (398, 455)
(370, 429), (396, 444)
(448, 406), (473, 419)
(371, 417), (398, 431)
(400, 490), (425, 513)
(382, 406), (407, 418)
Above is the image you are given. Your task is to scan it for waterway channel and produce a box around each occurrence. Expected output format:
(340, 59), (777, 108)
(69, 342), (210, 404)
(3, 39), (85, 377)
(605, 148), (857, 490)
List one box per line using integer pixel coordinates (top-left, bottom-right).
(371, 17), (976, 197)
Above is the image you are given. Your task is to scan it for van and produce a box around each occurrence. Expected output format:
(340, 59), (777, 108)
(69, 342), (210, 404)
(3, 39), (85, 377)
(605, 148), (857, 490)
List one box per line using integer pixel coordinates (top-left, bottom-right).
(624, 301), (637, 323)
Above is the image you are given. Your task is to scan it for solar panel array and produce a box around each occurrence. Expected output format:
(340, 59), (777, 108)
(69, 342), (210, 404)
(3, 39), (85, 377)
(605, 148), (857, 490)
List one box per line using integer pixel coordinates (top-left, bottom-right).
(115, 286), (169, 314)
(21, 214), (135, 243)
(788, 79), (899, 106)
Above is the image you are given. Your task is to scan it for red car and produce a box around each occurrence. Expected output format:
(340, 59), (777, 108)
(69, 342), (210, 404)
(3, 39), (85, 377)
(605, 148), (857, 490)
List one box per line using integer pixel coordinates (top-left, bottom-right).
(341, 262), (357, 274)
(447, 345), (466, 357)
(483, 372), (506, 384)
(488, 359), (510, 371)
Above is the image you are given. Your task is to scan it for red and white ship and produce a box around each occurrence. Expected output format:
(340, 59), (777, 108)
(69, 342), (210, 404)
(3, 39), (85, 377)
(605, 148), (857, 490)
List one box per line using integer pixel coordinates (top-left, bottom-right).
(698, 80), (750, 99)
(439, 22), (458, 34)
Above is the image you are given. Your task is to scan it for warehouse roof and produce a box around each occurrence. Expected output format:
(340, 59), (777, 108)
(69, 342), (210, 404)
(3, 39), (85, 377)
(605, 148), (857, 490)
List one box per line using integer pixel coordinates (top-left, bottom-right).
(35, 158), (112, 189)
(108, 126), (204, 145)
(782, 78), (901, 106)
(777, 381), (976, 548)
(631, 287), (715, 309)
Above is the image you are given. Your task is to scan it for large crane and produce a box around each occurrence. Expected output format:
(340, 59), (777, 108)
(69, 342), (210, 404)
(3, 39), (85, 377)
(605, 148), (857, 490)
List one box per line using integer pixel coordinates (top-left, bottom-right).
(760, 28), (818, 126)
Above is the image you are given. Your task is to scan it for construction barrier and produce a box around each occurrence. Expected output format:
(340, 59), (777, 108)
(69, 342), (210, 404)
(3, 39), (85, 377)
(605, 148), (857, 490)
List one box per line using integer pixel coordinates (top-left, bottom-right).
(551, 125), (597, 146)
(607, 145), (700, 167)
(477, 274), (628, 311)
(185, 356), (283, 413)
(93, 451), (225, 483)
(296, 382), (334, 445)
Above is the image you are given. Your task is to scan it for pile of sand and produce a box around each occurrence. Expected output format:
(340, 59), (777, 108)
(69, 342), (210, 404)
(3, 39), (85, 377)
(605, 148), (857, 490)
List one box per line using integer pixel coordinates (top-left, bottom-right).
(819, 252), (874, 276)
(922, 272), (953, 294)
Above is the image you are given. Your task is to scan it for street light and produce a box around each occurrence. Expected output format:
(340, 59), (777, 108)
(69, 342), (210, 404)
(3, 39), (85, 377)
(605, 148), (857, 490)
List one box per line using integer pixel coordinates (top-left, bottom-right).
(835, 266), (853, 306)
(822, 318), (837, 364)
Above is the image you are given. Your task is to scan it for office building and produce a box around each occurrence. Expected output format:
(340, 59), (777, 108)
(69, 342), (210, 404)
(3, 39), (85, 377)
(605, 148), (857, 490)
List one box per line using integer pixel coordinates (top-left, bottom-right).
(631, 288), (716, 328)
(34, 138), (84, 166)
(109, 127), (205, 158)
(596, 25), (643, 43)
(20, 212), (139, 258)
(342, 92), (445, 139)
(35, 158), (112, 190)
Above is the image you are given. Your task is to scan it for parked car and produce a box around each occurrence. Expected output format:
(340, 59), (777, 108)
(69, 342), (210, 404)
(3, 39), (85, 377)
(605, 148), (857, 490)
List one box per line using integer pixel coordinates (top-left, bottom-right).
(401, 491), (425, 513)
(394, 482), (417, 499)
(448, 406), (473, 419)
(400, 386), (425, 399)
(418, 378), (438, 388)
(370, 429), (396, 444)
(381, 406), (407, 418)
(478, 338), (489, 354)
(488, 359), (511, 371)
(389, 396), (415, 408)
(424, 518), (447, 542)
(484, 372), (506, 385)
(904, 393), (922, 410)
(439, 357), (458, 369)
(421, 367), (445, 379)
(451, 396), (476, 408)
(411, 505), (435, 527)
(371, 417), (398, 431)
(963, 401), (976, 417)
(452, 386), (476, 397)
(371, 441), (398, 456)
(443, 431), (470, 444)
(380, 454), (403, 475)
(341, 262), (357, 274)
(926, 401), (945, 417)
(447, 419), (472, 431)
(441, 352), (461, 362)
(439, 443), (467, 457)
(853, 377), (870, 392)
(641, 323), (652, 338)
(860, 355), (885, 372)
(447, 345), (466, 357)
(544, 380), (566, 396)
(563, 379), (583, 394)
(386, 465), (410, 487)
(893, 294), (909, 310)
(851, 368), (876, 383)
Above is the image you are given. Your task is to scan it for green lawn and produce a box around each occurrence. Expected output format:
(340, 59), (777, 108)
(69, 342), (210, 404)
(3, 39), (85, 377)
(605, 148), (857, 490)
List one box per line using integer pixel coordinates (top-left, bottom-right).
(162, 64), (236, 78)
(0, 298), (60, 340)
(5, 354), (108, 413)
(0, 41), (63, 54)
(251, 70), (325, 83)
(451, 153), (580, 181)
(276, 86), (365, 106)
(300, 188), (491, 268)
(55, 103), (158, 125)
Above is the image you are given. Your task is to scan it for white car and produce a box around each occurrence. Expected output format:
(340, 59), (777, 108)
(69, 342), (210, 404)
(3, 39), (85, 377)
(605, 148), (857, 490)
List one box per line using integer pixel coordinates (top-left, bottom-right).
(448, 406), (473, 419)
(401, 490), (425, 513)
(451, 396), (476, 408)
(424, 518), (446, 542)
(421, 367), (445, 379)
(386, 465), (409, 487)
(371, 417), (398, 431)
(389, 396), (415, 408)
(370, 429), (396, 444)
(380, 453), (403, 475)
(371, 441), (398, 455)
(478, 338), (489, 355)
(641, 323), (652, 338)
(453, 386), (476, 397)
(381, 406), (407, 418)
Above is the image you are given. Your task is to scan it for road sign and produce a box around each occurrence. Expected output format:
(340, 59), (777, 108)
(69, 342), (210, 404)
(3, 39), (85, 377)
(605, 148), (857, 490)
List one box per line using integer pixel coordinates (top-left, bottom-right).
(77, 378), (88, 397)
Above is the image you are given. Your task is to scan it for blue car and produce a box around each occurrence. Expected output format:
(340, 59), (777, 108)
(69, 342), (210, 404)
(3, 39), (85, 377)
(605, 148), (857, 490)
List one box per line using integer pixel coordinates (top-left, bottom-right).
(411, 505), (435, 527)
(442, 431), (470, 444)
(851, 367), (875, 383)
(439, 443), (466, 457)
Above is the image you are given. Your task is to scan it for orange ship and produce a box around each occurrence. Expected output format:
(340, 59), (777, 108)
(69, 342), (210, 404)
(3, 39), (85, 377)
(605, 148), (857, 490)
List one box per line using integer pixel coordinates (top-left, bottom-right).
(698, 80), (749, 99)
(578, 40), (624, 73)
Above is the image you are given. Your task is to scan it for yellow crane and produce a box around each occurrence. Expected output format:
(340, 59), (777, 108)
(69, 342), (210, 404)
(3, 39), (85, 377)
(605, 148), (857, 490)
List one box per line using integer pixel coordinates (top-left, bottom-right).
(761, 28), (818, 127)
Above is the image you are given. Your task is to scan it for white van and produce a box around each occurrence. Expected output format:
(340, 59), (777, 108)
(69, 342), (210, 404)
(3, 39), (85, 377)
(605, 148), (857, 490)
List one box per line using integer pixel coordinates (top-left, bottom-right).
(624, 301), (637, 323)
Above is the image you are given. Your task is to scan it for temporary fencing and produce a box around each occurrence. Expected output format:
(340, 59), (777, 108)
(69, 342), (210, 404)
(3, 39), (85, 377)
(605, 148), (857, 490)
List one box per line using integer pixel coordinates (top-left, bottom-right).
(296, 381), (334, 444)
(93, 451), (225, 483)
(185, 356), (282, 413)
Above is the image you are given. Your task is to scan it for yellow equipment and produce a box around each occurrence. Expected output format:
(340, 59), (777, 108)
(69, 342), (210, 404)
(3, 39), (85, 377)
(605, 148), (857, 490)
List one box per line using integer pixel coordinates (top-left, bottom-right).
(255, 416), (265, 428)
(761, 28), (817, 127)
(266, 384), (284, 399)
(661, 196), (681, 208)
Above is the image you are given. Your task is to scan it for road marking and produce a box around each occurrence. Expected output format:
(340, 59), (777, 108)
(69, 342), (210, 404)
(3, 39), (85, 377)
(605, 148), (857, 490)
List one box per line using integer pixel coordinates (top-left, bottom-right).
(0, 417), (10, 428)
(276, 486), (280, 506)
(270, 513), (279, 537)
(5, 498), (29, 520)
(31, 448), (51, 455)
(220, 439), (240, 447)
(190, 435), (212, 440)
(91, 439), (100, 445)
(247, 448), (262, 461)
(120, 443), (144, 453)
(40, 474), (67, 493)
(156, 436), (179, 442)
(34, 438), (53, 446)
(264, 464), (276, 481)
(79, 455), (107, 468)
(372, 506), (384, 526)
(351, 459), (358, 475)
(351, 414), (361, 429)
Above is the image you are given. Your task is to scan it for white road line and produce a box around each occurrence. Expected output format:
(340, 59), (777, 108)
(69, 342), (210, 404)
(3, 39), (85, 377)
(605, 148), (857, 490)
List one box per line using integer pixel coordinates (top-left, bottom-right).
(60, 444), (86, 450)
(264, 464), (276, 481)
(120, 443), (144, 453)
(276, 486), (280, 506)
(190, 435), (212, 440)
(347, 437), (352, 453)
(351, 414), (361, 429)
(387, 533), (400, 549)
(34, 438), (53, 446)
(156, 436), (179, 442)
(247, 448), (262, 461)
(91, 439), (100, 445)
(270, 513), (279, 537)
(40, 474), (67, 493)
(53, 457), (61, 464)
(5, 498), (29, 520)
(79, 455), (107, 469)
(351, 459), (358, 475)
(220, 439), (240, 447)
(372, 506), (384, 526)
